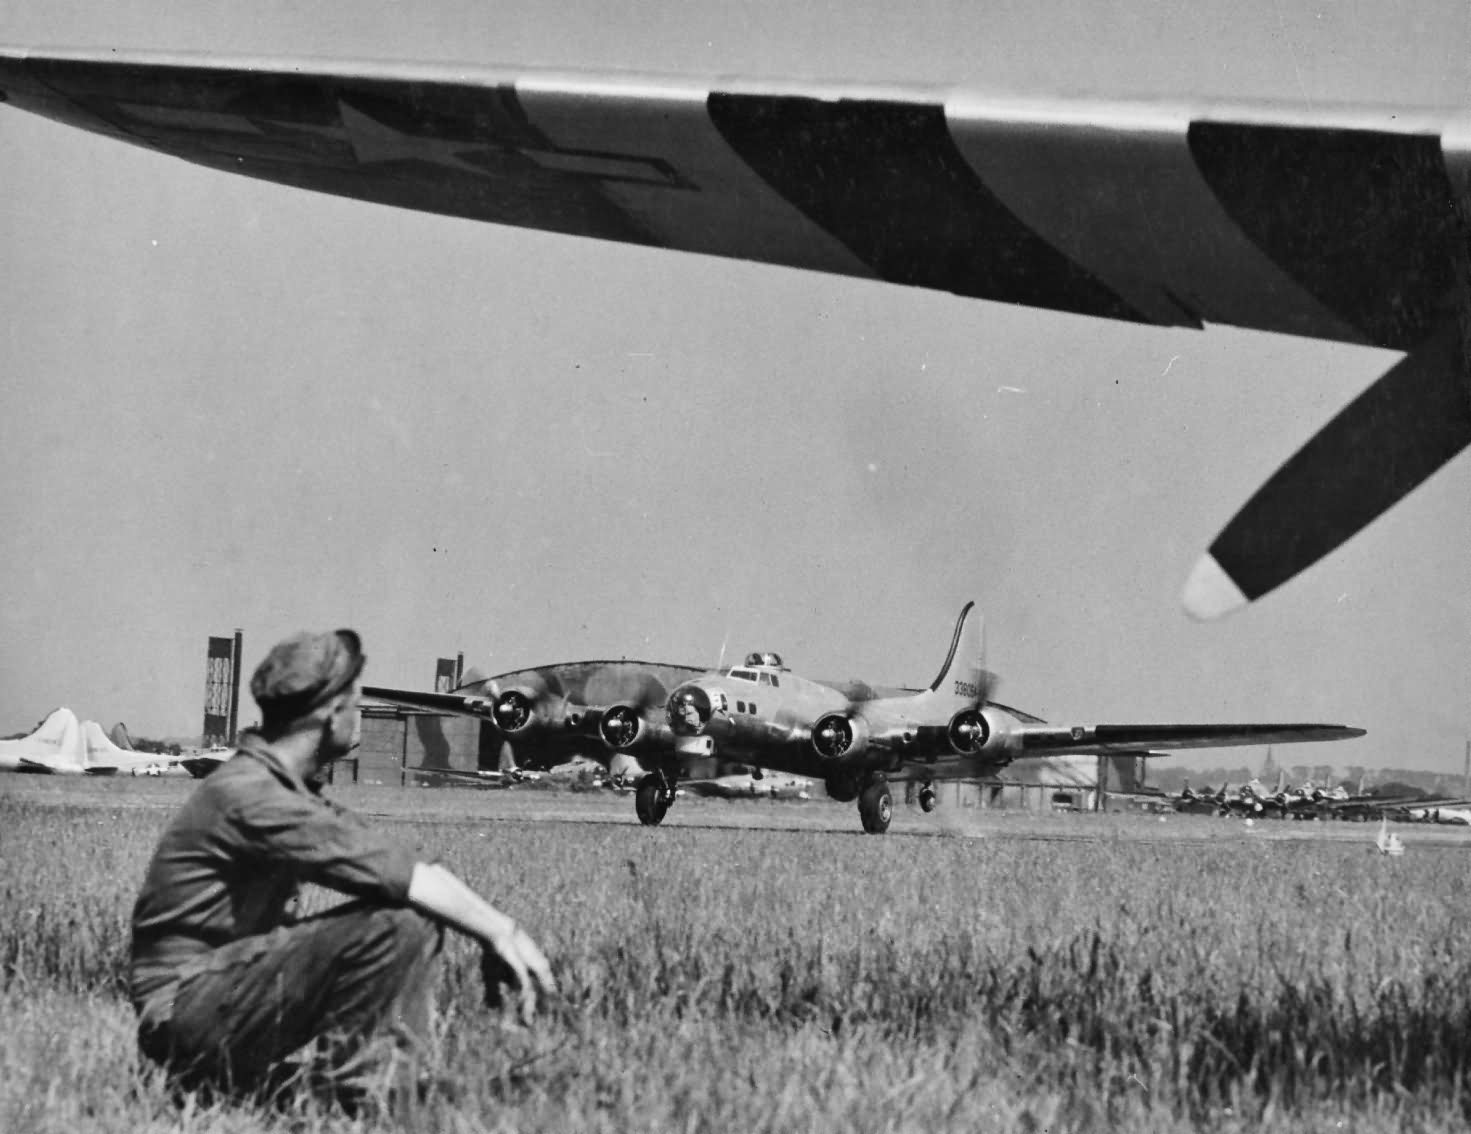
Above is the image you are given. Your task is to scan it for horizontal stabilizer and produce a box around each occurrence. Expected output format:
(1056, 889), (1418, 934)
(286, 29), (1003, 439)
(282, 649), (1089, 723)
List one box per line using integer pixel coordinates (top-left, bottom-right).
(1017, 722), (1364, 756)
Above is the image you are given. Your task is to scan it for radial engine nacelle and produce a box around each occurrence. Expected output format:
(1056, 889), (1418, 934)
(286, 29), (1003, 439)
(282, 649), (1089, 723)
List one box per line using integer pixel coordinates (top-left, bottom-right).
(490, 686), (572, 736)
(598, 703), (666, 752)
(811, 712), (871, 764)
(813, 706), (1023, 767)
(933, 706), (1025, 763)
(958, 707), (1024, 761)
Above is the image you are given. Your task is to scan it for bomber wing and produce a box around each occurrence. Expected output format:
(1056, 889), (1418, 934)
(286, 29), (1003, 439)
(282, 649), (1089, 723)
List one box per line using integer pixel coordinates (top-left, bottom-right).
(407, 765), (517, 788)
(365, 660), (710, 766)
(363, 685), (501, 720)
(2, 48), (1467, 615)
(1009, 723), (1365, 757)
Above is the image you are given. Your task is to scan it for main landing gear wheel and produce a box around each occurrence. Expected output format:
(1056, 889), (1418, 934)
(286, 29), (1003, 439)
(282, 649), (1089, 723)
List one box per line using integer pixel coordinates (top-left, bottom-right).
(919, 785), (938, 814)
(635, 777), (671, 826)
(859, 781), (893, 834)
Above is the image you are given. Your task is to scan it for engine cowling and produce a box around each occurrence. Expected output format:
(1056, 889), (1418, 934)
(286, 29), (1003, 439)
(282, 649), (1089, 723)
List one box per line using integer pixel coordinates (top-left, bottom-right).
(599, 704), (646, 751)
(811, 713), (870, 762)
(947, 709), (991, 754)
(492, 689), (538, 733)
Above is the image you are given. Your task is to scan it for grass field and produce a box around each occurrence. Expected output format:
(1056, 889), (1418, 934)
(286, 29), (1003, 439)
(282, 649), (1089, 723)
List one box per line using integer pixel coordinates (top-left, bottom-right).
(4, 776), (1471, 1132)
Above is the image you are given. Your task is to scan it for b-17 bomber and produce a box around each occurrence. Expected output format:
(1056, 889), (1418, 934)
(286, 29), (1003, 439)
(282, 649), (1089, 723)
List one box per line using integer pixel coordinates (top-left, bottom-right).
(369, 602), (1364, 834)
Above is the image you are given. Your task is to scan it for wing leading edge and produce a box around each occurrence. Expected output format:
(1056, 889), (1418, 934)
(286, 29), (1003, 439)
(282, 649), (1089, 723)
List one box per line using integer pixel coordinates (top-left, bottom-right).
(3, 47), (1467, 615)
(1015, 722), (1365, 757)
(362, 685), (499, 718)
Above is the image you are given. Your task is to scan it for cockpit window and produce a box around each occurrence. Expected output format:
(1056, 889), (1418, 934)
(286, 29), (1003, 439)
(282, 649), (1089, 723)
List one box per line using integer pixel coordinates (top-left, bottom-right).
(729, 669), (757, 682)
(759, 672), (774, 686)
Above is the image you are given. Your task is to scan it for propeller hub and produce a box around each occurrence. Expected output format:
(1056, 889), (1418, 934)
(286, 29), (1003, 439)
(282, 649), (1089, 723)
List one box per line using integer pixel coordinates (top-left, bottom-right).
(812, 713), (855, 760)
(493, 691), (533, 733)
(601, 706), (641, 749)
(947, 709), (991, 754)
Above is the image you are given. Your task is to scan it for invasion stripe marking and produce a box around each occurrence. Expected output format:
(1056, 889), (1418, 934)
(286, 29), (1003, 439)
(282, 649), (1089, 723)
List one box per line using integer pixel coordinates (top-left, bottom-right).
(515, 84), (874, 280)
(944, 102), (1367, 342)
(707, 94), (1147, 322)
(1189, 124), (1462, 351)
(1207, 319), (1471, 603)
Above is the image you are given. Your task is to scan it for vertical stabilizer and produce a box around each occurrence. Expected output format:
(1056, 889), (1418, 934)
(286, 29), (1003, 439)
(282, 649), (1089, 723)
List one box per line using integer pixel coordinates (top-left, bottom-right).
(0, 708), (81, 755)
(82, 720), (133, 770)
(921, 602), (986, 708)
(0, 708), (85, 770)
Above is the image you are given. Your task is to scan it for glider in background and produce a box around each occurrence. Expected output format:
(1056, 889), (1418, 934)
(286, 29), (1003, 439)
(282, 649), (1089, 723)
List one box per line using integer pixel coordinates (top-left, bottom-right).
(0, 48), (1466, 617)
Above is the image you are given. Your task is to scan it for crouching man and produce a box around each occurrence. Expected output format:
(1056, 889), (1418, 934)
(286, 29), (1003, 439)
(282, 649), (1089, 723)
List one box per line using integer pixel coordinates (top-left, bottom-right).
(129, 629), (555, 1100)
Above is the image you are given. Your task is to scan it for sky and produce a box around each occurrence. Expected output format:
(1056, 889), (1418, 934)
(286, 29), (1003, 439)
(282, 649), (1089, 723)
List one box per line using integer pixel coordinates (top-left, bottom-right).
(1, 1), (1468, 775)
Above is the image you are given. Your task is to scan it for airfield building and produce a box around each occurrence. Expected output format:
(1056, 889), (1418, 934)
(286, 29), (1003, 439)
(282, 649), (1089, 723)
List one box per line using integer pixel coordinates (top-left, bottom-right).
(330, 705), (488, 786)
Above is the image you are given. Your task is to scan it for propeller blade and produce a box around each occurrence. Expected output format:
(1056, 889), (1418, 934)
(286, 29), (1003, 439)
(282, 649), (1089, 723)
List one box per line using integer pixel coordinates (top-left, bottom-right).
(1184, 318), (1471, 619)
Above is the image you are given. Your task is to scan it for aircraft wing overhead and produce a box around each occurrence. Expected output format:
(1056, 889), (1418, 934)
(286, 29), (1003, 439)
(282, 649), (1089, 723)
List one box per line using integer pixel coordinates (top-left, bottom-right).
(1015, 722), (1365, 756)
(2, 49), (1463, 344)
(3, 47), (1468, 614)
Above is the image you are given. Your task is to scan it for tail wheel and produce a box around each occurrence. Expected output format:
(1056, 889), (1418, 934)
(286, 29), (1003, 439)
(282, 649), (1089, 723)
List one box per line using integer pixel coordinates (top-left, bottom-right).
(919, 786), (938, 814)
(635, 778), (670, 826)
(859, 781), (892, 834)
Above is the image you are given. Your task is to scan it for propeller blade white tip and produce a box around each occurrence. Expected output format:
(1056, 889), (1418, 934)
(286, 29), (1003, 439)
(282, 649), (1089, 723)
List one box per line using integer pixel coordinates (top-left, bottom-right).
(1182, 554), (1249, 621)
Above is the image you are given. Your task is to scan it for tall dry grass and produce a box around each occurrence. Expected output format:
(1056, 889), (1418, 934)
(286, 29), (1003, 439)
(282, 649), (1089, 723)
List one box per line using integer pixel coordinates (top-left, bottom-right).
(3, 781), (1471, 1131)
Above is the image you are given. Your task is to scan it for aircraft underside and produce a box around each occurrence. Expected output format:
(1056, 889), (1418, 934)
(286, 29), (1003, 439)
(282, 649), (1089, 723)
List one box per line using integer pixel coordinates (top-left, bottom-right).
(629, 754), (950, 835)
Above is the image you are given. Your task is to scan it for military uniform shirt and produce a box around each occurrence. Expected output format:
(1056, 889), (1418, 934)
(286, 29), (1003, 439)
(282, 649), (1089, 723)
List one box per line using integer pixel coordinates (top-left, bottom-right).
(129, 730), (418, 1006)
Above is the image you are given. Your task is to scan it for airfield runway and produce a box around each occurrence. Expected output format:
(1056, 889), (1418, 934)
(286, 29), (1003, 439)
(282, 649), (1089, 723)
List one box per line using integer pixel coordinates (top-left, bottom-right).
(8, 774), (1471, 850)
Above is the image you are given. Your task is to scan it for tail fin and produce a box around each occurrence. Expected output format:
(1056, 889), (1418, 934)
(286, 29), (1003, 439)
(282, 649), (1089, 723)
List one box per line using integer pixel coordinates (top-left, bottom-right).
(924, 602), (985, 707)
(109, 722), (136, 751)
(0, 707), (81, 755)
(82, 720), (130, 765)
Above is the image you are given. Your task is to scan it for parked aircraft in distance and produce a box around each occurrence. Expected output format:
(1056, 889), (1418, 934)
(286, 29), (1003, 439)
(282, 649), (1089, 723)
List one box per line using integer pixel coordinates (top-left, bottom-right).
(1173, 781), (1231, 816)
(0, 708), (188, 775)
(0, 708), (87, 774)
(1, 48), (1466, 617)
(80, 721), (190, 776)
(369, 602), (1364, 834)
(680, 770), (814, 801)
(409, 765), (543, 788)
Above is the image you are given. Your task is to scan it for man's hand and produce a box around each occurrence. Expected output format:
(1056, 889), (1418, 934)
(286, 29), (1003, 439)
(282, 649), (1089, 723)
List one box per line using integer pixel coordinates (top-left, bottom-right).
(406, 862), (557, 1023)
(480, 924), (556, 1025)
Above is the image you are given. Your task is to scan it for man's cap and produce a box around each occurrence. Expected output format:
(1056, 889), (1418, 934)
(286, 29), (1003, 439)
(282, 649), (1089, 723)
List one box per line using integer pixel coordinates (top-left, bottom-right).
(250, 629), (366, 721)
